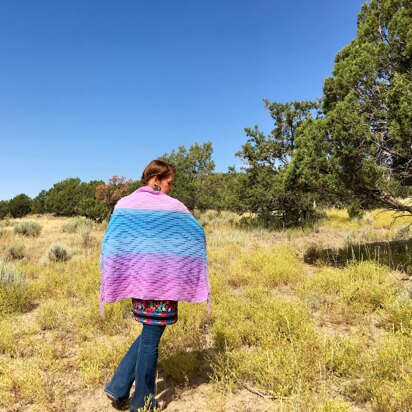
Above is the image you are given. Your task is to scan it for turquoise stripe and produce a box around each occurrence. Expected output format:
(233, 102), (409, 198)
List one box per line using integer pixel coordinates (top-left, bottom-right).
(102, 208), (206, 258)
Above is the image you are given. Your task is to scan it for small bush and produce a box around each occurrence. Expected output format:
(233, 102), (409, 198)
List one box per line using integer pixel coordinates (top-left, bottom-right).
(13, 221), (42, 237)
(347, 201), (364, 220)
(62, 217), (94, 234)
(0, 260), (28, 287)
(196, 210), (239, 228)
(6, 243), (25, 260)
(78, 225), (96, 248)
(304, 243), (329, 265)
(45, 243), (71, 263)
(0, 228), (6, 237)
(0, 260), (31, 314)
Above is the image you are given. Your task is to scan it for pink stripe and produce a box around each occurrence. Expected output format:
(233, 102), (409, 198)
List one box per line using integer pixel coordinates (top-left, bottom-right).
(115, 186), (189, 212)
(101, 253), (209, 304)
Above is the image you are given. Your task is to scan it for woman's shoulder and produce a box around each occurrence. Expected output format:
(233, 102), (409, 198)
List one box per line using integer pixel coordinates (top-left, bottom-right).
(115, 190), (190, 213)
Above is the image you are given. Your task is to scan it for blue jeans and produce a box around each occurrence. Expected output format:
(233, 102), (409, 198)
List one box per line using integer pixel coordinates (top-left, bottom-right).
(105, 324), (166, 411)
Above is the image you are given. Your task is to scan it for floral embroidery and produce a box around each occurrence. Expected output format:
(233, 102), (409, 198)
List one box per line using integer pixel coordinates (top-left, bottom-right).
(132, 299), (178, 325)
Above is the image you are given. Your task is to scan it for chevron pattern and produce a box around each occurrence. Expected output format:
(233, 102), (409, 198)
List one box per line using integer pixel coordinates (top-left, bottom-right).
(100, 186), (209, 312)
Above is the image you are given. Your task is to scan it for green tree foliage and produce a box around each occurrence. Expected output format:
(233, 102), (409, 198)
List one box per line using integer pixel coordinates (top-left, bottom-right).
(31, 190), (49, 214)
(283, 117), (341, 213)
(9, 194), (32, 218)
(160, 142), (215, 211)
(45, 178), (109, 220)
(252, 0), (412, 223)
(0, 201), (10, 219)
(76, 180), (110, 222)
(196, 169), (244, 212)
(45, 178), (84, 215)
(236, 101), (322, 226)
(322, 0), (412, 213)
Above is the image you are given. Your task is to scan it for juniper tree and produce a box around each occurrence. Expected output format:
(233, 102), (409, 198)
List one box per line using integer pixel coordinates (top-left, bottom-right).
(322, 0), (412, 213)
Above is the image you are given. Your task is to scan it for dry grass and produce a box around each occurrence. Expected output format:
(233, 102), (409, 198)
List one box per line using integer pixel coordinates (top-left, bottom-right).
(0, 209), (411, 411)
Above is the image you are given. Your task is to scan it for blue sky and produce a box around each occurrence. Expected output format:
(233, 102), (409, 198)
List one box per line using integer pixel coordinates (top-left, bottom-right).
(0, 0), (365, 200)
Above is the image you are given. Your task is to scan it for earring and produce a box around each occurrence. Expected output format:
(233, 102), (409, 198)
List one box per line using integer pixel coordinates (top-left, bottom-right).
(154, 184), (161, 191)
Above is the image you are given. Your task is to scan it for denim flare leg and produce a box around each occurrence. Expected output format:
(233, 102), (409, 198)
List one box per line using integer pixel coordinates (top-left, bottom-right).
(105, 324), (166, 411)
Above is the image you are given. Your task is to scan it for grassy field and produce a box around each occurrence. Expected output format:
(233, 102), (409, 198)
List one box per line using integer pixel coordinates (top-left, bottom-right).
(0, 210), (411, 411)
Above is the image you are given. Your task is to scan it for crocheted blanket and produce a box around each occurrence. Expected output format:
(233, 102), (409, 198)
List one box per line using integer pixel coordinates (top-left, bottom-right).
(100, 186), (210, 312)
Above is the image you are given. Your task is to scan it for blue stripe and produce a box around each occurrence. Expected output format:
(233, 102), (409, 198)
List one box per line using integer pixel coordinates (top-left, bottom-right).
(102, 208), (206, 258)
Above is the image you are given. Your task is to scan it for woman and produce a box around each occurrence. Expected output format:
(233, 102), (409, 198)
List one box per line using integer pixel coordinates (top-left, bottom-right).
(100, 160), (210, 411)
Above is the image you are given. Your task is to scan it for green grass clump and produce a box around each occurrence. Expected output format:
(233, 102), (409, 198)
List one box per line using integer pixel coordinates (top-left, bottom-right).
(322, 336), (363, 378)
(13, 221), (42, 237)
(6, 242), (25, 260)
(382, 295), (412, 335)
(0, 260), (31, 314)
(352, 333), (412, 410)
(231, 246), (303, 288)
(0, 228), (6, 237)
(315, 397), (352, 411)
(298, 261), (399, 322)
(0, 356), (65, 409)
(211, 287), (322, 397)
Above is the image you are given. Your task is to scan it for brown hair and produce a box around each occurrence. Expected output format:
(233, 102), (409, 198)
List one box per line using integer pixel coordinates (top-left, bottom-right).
(141, 160), (176, 185)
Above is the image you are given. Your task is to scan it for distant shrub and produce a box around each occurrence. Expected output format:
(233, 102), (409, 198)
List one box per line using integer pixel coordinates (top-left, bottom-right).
(0, 260), (31, 314)
(347, 201), (364, 220)
(237, 215), (262, 229)
(0, 218), (11, 228)
(304, 243), (327, 264)
(45, 243), (71, 262)
(13, 221), (42, 237)
(6, 243), (25, 260)
(62, 217), (94, 234)
(197, 210), (239, 228)
(0, 260), (27, 286)
(78, 225), (96, 248)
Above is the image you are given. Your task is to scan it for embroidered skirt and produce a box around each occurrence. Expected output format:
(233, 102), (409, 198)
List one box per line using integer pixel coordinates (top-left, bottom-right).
(132, 298), (178, 326)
